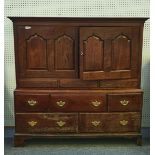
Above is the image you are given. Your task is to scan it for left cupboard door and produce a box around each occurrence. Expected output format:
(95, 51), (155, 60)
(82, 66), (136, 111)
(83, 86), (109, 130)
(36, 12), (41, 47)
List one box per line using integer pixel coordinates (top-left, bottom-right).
(16, 26), (78, 78)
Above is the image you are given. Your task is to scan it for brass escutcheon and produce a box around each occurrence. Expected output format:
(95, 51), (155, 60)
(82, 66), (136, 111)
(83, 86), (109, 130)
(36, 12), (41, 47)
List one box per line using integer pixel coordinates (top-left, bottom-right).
(91, 101), (101, 107)
(27, 99), (37, 106)
(120, 100), (129, 106)
(56, 121), (66, 127)
(28, 121), (37, 127)
(91, 121), (101, 127)
(120, 120), (128, 126)
(56, 101), (66, 107)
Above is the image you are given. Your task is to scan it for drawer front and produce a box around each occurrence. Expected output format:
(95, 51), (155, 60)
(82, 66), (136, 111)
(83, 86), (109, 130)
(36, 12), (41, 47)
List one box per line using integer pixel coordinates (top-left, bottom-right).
(108, 93), (142, 112)
(16, 113), (78, 133)
(79, 113), (141, 133)
(15, 94), (50, 112)
(50, 94), (106, 112)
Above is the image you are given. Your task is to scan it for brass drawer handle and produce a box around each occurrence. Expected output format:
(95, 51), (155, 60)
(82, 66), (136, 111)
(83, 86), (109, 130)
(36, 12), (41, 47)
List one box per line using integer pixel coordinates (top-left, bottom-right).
(27, 99), (37, 106)
(120, 100), (129, 106)
(28, 121), (37, 127)
(56, 121), (66, 127)
(120, 120), (128, 126)
(91, 121), (101, 127)
(91, 101), (101, 107)
(56, 101), (66, 107)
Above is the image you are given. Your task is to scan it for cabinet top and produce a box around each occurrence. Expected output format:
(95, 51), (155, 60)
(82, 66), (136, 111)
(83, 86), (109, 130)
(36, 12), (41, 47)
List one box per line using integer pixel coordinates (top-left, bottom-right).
(8, 17), (149, 23)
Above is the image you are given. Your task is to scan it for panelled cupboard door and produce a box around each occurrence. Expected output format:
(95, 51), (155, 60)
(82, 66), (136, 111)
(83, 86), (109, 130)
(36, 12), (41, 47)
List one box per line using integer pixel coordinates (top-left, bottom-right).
(80, 27), (140, 80)
(17, 26), (78, 78)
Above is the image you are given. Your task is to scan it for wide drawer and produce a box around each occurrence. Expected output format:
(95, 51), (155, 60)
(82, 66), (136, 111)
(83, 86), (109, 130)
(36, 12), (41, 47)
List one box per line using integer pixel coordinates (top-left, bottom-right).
(15, 113), (78, 133)
(15, 93), (50, 112)
(50, 94), (106, 112)
(79, 113), (141, 133)
(108, 93), (142, 112)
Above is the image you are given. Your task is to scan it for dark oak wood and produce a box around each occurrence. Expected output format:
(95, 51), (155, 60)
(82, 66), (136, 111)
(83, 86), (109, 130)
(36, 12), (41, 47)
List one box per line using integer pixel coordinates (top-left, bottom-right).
(16, 113), (78, 134)
(136, 135), (143, 146)
(9, 17), (148, 146)
(14, 135), (26, 147)
(17, 26), (78, 79)
(100, 79), (138, 88)
(15, 93), (50, 112)
(50, 93), (107, 112)
(14, 89), (143, 93)
(80, 27), (139, 80)
(108, 93), (142, 112)
(14, 133), (142, 147)
(79, 112), (141, 133)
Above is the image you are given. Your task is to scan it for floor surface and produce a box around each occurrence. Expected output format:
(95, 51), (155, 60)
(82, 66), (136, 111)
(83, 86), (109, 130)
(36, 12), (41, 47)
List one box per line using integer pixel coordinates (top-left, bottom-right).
(5, 137), (150, 155)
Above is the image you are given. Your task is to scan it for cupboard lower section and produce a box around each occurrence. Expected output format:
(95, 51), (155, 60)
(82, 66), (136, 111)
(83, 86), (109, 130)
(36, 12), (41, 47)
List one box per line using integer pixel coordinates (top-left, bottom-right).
(15, 112), (141, 134)
(14, 112), (142, 146)
(14, 89), (143, 146)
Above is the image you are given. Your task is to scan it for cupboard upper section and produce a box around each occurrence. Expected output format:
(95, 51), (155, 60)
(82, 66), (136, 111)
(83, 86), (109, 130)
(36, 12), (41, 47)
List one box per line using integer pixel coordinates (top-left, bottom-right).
(80, 27), (139, 80)
(9, 17), (148, 87)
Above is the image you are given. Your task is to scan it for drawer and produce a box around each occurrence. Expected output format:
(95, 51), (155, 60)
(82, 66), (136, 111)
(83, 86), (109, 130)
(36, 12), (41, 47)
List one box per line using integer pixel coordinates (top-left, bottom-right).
(15, 94), (50, 112)
(108, 93), (142, 112)
(79, 113), (141, 133)
(15, 113), (78, 134)
(50, 94), (107, 112)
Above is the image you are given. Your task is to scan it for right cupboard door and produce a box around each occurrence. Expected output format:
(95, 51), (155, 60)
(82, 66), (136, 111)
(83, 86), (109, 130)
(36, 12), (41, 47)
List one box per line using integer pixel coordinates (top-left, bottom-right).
(80, 27), (140, 80)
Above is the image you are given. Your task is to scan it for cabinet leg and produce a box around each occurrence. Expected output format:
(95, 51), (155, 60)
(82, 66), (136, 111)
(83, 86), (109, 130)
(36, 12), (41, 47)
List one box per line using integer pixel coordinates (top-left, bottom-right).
(14, 136), (26, 147)
(136, 136), (142, 146)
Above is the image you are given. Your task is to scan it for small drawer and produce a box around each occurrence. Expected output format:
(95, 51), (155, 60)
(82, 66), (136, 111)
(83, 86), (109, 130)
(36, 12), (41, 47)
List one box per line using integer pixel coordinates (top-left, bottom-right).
(15, 93), (50, 112)
(50, 93), (106, 112)
(108, 93), (142, 112)
(79, 113), (140, 133)
(15, 113), (78, 134)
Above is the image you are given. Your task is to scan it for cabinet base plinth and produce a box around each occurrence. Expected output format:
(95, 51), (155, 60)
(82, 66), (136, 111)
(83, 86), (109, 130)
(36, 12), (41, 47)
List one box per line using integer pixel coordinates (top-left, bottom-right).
(14, 133), (142, 147)
(14, 135), (26, 147)
(136, 135), (142, 146)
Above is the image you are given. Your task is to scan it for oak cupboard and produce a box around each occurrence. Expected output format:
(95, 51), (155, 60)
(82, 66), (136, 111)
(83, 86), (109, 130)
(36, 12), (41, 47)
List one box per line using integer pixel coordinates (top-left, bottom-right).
(8, 17), (148, 146)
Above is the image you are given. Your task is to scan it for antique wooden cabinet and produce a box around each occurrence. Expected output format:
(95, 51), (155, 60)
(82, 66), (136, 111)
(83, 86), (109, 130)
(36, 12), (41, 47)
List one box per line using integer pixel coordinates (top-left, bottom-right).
(9, 17), (148, 146)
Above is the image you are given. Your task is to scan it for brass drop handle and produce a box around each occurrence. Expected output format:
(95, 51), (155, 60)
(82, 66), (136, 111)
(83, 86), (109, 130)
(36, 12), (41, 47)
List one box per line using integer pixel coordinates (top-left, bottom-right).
(27, 99), (37, 106)
(120, 100), (129, 106)
(120, 120), (128, 126)
(56, 121), (66, 127)
(91, 121), (101, 127)
(56, 101), (66, 107)
(91, 101), (101, 107)
(28, 121), (37, 127)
